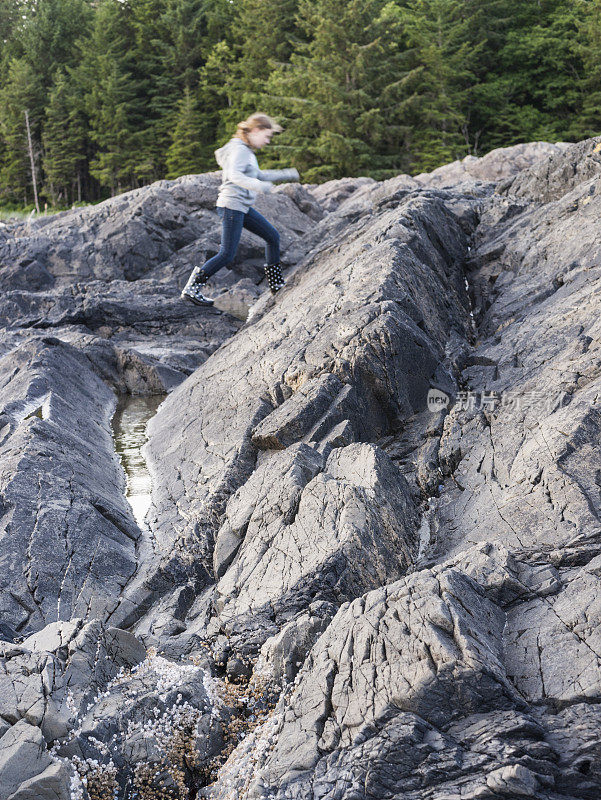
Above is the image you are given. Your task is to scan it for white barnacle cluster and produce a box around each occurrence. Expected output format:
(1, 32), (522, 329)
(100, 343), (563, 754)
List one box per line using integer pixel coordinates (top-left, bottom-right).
(47, 750), (88, 800)
(202, 669), (226, 719)
(48, 651), (214, 797)
(66, 687), (79, 719)
(60, 754), (119, 800)
(87, 734), (113, 759)
(212, 708), (285, 800)
(68, 765), (86, 800)
(127, 651), (204, 701)
(49, 691), (84, 756)
(124, 693), (204, 751)
(87, 664), (128, 711)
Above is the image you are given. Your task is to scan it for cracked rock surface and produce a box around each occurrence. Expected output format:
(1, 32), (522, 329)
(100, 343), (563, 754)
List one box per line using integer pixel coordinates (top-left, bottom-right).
(1, 139), (601, 798)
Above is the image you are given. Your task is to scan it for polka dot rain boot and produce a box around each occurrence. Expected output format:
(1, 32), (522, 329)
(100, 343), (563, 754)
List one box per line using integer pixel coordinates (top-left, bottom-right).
(181, 266), (214, 306)
(264, 262), (285, 295)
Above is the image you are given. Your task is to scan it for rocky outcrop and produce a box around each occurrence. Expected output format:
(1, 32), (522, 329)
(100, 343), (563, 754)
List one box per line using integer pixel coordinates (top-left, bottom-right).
(308, 141), (570, 219)
(2, 137), (601, 799)
(0, 617), (227, 797)
(212, 442), (419, 654)
(0, 173), (322, 393)
(0, 619), (145, 740)
(0, 619), (145, 798)
(0, 719), (71, 800)
(199, 136), (601, 798)
(125, 184), (474, 645)
(495, 138), (601, 201)
(415, 140), (571, 188)
(0, 338), (143, 632)
(206, 544), (597, 800)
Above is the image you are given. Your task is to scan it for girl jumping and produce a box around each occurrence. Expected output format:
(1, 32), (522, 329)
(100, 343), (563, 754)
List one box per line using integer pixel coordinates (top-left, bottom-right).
(181, 113), (300, 306)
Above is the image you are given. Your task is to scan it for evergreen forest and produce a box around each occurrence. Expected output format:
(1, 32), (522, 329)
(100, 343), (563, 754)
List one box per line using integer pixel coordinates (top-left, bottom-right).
(1, 0), (600, 210)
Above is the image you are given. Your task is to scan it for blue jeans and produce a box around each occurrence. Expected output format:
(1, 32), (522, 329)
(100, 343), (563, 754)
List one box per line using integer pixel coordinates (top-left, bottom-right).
(202, 206), (280, 278)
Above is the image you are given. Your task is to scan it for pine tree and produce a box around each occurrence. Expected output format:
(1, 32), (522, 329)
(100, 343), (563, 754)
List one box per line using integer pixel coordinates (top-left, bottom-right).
(439, 0), (509, 156)
(89, 61), (138, 195)
(223, 0), (302, 129)
(0, 1), (26, 79)
(84, 0), (141, 194)
(0, 1), (24, 187)
(129, 0), (173, 184)
(162, 0), (230, 90)
(165, 85), (205, 177)
(0, 57), (44, 206)
(64, 45), (100, 202)
(263, 0), (410, 181)
(474, 0), (586, 149)
(570, 0), (601, 139)
(196, 39), (239, 168)
(42, 70), (86, 206)
(393, 0), (483, 172)
(161, 0), (237, 174)
(18, 0), (93, 89)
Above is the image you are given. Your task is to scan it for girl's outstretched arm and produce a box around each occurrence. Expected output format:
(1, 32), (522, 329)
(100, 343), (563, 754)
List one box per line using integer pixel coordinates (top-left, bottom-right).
(256, 167), (300, 182)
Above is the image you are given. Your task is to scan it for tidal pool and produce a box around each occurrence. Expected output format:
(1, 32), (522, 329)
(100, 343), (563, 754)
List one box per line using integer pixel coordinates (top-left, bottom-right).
(111, 394), (166, 529)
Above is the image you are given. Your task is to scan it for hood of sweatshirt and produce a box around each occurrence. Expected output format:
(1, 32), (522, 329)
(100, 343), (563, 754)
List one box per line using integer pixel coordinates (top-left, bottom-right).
(214, 137), (252, 168)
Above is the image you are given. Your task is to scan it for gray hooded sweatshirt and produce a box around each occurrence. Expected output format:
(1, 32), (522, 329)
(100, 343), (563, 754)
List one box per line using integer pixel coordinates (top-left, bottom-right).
(214, 137), (299, 213)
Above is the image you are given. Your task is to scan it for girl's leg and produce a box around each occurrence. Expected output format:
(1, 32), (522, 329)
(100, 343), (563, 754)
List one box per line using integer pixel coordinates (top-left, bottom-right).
(243, 207), (284, 293)
(201, 207), (246, 278)
(242, 206), (280, 265)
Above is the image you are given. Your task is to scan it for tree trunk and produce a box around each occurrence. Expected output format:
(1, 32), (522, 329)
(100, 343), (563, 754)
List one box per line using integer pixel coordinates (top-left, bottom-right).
(24, 109), (40, 214)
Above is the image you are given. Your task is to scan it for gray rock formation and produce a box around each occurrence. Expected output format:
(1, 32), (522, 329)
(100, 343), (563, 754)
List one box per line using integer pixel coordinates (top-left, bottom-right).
(2, 137), (601, 799)
(212, 442), (419, 653)
(414, 140), (571, 188)
(0, 338), (143, 631)
(0, 619), (145, 798)
(1, 619), (145, 741)
(200, 136), (601, 799)
(137, 185), (473, 622)
(0, 719), (71, 800)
